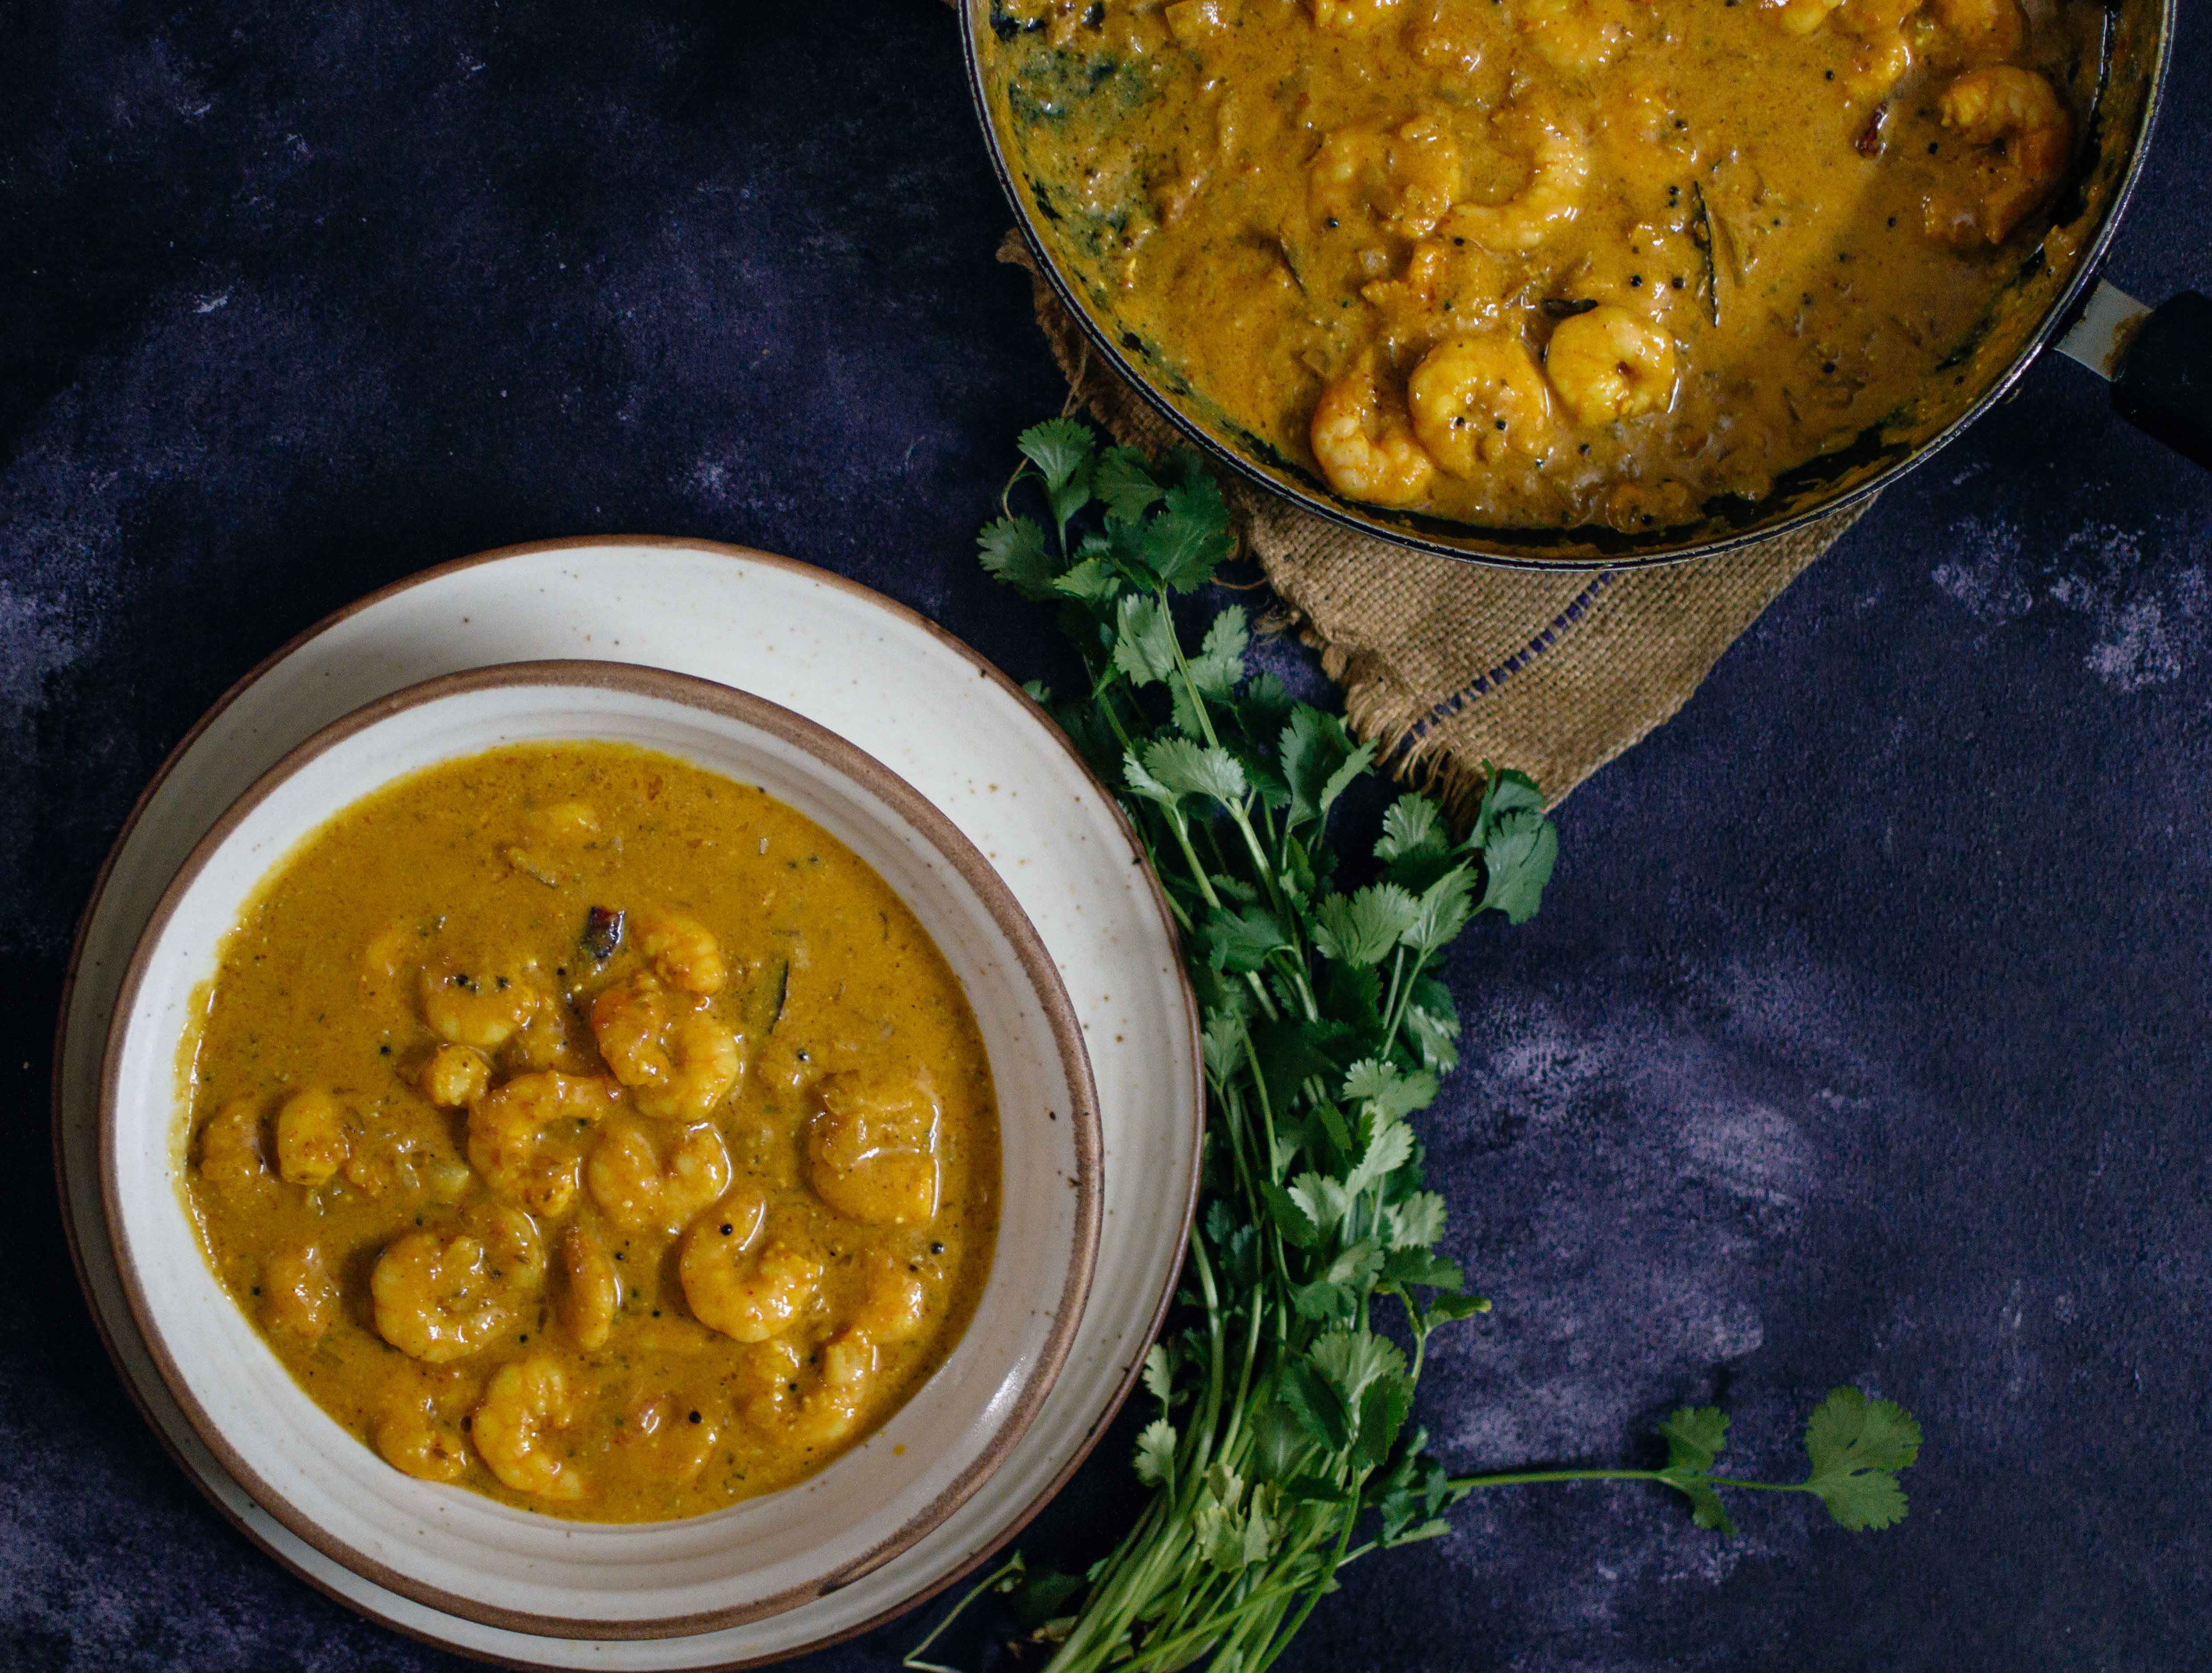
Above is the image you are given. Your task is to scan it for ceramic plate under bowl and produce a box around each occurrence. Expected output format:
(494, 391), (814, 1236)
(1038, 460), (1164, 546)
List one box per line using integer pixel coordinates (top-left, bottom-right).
(54, 539), (1203, 1670)
(101, 662), (1104, 1638)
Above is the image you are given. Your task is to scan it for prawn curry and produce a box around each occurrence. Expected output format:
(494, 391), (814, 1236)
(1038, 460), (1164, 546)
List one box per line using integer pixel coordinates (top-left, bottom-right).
(179, 742), (1000, 1521)
(987, 0), (2100, 532)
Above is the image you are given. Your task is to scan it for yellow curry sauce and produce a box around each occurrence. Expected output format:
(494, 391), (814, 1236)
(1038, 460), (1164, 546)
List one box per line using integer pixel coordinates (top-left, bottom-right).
(179, 742), (999, 1521)
(990, 0), (2096, 530)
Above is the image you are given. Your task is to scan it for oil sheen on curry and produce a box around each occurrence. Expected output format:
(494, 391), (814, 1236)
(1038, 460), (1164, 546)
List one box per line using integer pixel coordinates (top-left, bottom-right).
(178, 743), (1000, 1521)
(990, 0), (2098, 531)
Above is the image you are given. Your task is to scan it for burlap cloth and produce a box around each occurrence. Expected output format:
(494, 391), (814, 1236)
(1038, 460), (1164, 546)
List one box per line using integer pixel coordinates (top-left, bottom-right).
(996, 234), (1868, 813)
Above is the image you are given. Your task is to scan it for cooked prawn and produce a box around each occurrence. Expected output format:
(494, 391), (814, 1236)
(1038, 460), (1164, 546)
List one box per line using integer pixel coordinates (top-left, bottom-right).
(590, 973), (744, 1122)
(1919, 0), (2024, 64)
(273, 1088), (350, 1187)
(1439, 119), (1591, 254)
(807, 1070), (942, 1227)
(375, 1396), (470, 1483)
(466, 1070), (620, 1218)
(1925, 67), (2072, 246)
(1407, 336), (1555, 476)
(196, 1098), (273, 1200)
(632, 907), (728, 996)
(1760, 0), (1846, 35)
(554, 1224), (622, 1351)
(1545, 304), (1679, 426)
(586, 1120), (733, 1235)
(371, 1217), (540, 1363)
(1310, 363), (1436, 507)
(422, 1044), (491, 1109)
(471, 1355), (588, 1500)
(743, 1327), (876, 1448)
(612, 1391), (722, 1487)
(260, 1243), (336, 1339)
(1311, 0), (1405, 34)
(679, 1194), (822, 1342)
(1309, 117), (1461, 241)
(851, 1249), (929, 1343)
(420, 960), (542, 1050)
(1518, 0), (1633, 72)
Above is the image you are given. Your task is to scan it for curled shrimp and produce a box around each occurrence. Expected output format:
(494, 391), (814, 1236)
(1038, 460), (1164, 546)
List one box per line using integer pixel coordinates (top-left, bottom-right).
(590, 973), (744, 1122)
(370, 1208), (543, 1363)
(466, 1070), (620, 1218)
(375, 1395), (470, 1484)
(679, 1193), (823, 1342)
(613, 1391), (722, 1487)
(1518, 0), (1633, 72)
(261, 1242), (336, 1339)
(1918, 0), (2024, 64)
(743, 1328), (877, 1448)
(1312, 0), (1406, 33)
(1925, 67), (2072, 246)
(1439, 119), (1591, 254)
(1407, 336), (1555, 476)
(1309, 117), (1461, 241)
(1310, 362), (1436, 507)
(422, 1044), (491, 1109)
(420, 960), (542, 1050)
(807, 1070), (943, 1227)
(273, 1088), (350, 1186)
(1545, 304), (1678, 426)
(471, 1355), (587, 1500)
(851, 1249), (929, 1343)
(196, 1098), (273, 1201)
(1759, 0), (1846, 35)
(632, 907), (728, 996)
(1832, 0), (1922, 101)
(554, 1223), (621, 1351)
(586, 1120), (733, 1235)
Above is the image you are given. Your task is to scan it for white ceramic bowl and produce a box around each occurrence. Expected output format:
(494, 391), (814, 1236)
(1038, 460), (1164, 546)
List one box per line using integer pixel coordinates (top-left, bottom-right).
(99, 660), (1102, 1639)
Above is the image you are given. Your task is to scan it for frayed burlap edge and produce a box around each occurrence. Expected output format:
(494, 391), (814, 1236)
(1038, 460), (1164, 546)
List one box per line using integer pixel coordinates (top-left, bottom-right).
(996, 231), (1867, 815)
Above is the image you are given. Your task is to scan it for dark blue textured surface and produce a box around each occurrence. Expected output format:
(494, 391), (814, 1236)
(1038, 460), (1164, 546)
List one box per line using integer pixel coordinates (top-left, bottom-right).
(4, 5), (2208, 1669)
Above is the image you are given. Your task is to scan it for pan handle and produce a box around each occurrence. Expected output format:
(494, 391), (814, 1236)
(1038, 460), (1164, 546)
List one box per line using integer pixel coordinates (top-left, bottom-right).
(2056, 282), (2212, 471)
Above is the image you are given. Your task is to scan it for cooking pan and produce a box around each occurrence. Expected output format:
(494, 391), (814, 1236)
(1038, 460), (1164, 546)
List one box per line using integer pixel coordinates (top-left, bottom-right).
(963, 0), (2204, 571)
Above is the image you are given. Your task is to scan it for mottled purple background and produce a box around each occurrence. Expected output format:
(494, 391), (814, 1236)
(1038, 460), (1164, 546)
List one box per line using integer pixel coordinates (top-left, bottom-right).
(4, 4), (2209, 1669)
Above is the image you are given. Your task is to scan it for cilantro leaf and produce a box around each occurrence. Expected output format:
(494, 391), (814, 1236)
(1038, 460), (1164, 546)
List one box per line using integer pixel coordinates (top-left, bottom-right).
(1143, 1343), (1176, 1408)
(1143, 477), (1235, 591)
(1309, 884), (1421, 966)
(978, 515), (1060, 601)
(1659, 1405), (1729, 1474)
(1377, 795), (1446, 864)
(1402, 868), (1477, 956)
(1135, 1418), (1180, 1487)
(1019, 417), (1097, 532)
(1310, 1330), (1405, 1411)
(1198, 903), (1292, 973)
(1343, 1059), (1439, 1120)
(1112, 594), (1182, 687)
(1052, 556), (1121, 605)
(1277, 1357), (1351, 1451)
(1386, 1190), (1448, 1251)
(1187, 605), (1249, 698)
(1473, 765), (1558, 924)
(1094, 446), (1165, 521)
(1143, 737), (1249, 804)
(1654, 1406), (1739, 1536)
(1803, 1387), (1920, 1531)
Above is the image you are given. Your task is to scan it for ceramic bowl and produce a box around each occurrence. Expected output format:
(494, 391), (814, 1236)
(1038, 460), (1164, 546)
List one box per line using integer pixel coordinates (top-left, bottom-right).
(99, 660), (1103, 1639)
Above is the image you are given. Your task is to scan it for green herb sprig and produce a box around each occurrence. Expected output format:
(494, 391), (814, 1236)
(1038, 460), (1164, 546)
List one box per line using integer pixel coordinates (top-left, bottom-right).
(913, 420), (1919, 1673)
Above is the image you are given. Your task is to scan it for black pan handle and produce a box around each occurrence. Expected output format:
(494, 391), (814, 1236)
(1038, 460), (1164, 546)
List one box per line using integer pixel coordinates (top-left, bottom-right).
(2057, 283), (2212, 471)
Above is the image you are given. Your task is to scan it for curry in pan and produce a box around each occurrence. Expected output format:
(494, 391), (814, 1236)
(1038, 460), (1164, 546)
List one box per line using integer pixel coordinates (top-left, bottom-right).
(988, 0), (2099, 531)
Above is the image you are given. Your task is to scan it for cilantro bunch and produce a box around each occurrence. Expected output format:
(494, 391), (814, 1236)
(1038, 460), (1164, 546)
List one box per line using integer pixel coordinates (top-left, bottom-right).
(914, 421), (1919, 1673)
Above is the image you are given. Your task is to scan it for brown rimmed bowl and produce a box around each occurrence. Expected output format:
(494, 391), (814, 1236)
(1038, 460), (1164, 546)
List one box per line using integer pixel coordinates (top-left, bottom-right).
(98, 660), (1103, 1640)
